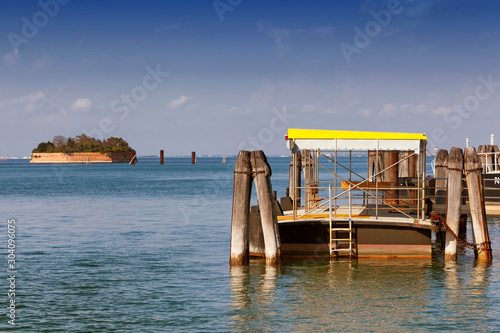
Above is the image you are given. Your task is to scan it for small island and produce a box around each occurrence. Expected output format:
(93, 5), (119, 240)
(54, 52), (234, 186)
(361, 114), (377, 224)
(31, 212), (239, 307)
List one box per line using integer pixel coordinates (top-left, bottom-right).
(30, 134), (137, 164)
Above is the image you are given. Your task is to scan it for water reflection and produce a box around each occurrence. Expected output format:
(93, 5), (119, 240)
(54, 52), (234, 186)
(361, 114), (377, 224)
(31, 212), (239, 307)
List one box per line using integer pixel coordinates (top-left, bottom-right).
(228, 257), (496, 331)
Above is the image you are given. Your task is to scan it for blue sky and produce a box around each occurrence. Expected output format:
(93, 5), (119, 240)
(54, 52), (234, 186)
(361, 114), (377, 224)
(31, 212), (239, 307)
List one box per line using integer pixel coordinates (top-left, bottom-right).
(2, 0), (500, 156)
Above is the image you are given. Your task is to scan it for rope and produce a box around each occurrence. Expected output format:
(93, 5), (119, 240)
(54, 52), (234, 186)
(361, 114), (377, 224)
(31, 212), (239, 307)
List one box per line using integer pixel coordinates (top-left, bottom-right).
(429, 212), (491, 252)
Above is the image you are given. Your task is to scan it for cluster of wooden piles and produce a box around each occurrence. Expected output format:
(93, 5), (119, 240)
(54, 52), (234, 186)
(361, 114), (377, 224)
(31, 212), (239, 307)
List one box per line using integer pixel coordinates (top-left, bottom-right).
(229, 150), (281, 266)
(432, 147), (492, 261)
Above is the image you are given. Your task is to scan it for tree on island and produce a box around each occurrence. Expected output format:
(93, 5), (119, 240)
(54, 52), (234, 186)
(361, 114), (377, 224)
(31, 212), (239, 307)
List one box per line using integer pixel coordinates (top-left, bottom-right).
(32, 134), (135, 154)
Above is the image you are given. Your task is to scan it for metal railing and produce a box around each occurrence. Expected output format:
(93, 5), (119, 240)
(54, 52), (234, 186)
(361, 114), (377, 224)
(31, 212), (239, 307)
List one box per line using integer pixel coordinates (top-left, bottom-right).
(478, 152), (500, 174)
(288, 150), (426, 221)
(290, 179), (425, 221)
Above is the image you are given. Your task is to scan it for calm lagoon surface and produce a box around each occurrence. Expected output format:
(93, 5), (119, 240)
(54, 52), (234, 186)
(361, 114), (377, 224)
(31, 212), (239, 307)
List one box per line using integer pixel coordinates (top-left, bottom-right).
(1, 157), (500, 332)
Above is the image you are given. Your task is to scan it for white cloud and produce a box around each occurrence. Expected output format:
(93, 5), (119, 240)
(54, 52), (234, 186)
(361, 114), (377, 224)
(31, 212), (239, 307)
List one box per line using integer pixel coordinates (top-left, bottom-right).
(433, 106), (452, 115)
(3, 51), (20, 66)
(378, 104), (397, 117)
(258, 22), (302, 57)
(357, 108), (372, 117)
(0, 91), (54, 127)
(401, 104), (428, 113)
(414, 104), (427, 113)
(168, 95), (193, 108)
(0, 91), (46, 109)
(71, 98), (92, 111)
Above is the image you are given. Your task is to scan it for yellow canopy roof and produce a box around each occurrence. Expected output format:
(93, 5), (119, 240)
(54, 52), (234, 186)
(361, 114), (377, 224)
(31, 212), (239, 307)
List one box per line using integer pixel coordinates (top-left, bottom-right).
(287, 129), (427, 141)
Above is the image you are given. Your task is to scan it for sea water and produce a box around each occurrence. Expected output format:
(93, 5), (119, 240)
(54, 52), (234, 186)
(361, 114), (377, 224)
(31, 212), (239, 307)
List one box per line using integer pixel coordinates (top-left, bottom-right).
(1, 157), (499, 332)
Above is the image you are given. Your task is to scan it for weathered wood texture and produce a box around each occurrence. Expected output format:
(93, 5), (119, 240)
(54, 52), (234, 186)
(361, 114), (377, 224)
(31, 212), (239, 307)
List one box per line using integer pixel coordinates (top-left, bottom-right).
(464, 147), (492, 261)
(435, 149), (449, 205)
(384, 150), (399, 205)
(229, 151), (253, 265)
(478, 145), (487, 172)
(289, 152), (301, 207)
(377, 151), (385, 182)
(459, 214), (467, 241)
(485, 145), (495, 172)
(252, 150), (281, 265)
(368, 151), (375, 180)
(493, 145), (500, 171)
(302, 150), (315, 208)
(368, 151), (385, 182)
(409, 151), (417, 178)
(444, 147), (463, 260)
(249, 205), (265, 256)
(398, 151), (410, 178)
(367, 151), (377, 208)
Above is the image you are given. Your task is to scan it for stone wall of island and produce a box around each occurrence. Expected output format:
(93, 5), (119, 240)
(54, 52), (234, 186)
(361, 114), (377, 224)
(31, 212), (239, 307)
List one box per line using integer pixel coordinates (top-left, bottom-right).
(30, 152), (136, 164)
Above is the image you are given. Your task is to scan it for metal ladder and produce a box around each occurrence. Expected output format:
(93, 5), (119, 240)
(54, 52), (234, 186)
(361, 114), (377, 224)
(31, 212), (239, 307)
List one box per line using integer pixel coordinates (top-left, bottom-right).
(328, 184), (354, 257)
(330, 220), (353, 257)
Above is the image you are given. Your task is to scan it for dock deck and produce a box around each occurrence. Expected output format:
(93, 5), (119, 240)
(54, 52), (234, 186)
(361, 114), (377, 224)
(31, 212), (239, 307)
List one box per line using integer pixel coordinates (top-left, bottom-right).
(268, 204), (436, 258)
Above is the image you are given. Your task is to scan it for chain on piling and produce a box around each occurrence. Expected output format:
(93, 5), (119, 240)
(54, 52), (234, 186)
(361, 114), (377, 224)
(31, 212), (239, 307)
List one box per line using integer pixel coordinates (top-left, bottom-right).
(429, 212), (490, 252)
(233, 170), (265, 174)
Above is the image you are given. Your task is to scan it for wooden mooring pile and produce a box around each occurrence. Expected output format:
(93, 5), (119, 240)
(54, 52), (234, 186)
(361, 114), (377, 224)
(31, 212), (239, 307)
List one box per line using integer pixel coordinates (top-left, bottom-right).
(432, 147), (492, 261)
(229, 150), (281, 266)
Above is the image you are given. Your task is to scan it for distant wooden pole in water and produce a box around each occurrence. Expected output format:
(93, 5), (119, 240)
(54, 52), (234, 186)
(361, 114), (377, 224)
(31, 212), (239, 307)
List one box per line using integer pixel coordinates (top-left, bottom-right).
(464, 147), (492, 261)
(289, 151), (301, 207)
(435, 149), (449, 205)
(160, 150), (164, 165)
(251, 150), (281, 265)
(229, 151), (253, 266)
(191, 151), (196, 164)
(444, 147), (463, 260)
(384, 150), (399, 205)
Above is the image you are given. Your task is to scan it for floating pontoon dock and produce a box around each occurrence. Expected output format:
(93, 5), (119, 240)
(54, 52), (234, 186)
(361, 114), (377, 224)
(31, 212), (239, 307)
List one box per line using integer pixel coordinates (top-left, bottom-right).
(230, 129), (492, 263)
(274, 128), (434, 258)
